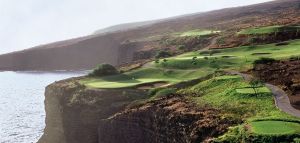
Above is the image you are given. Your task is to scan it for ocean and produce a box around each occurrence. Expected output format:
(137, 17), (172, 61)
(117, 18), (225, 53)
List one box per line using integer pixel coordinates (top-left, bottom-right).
(0, 71), (85, 143)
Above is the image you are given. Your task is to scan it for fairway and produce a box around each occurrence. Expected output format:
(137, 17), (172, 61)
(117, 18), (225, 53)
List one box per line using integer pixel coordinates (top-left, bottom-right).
(250, 120), (300, 135)
(179, 29), (219, 37)
(82, 39), (300, 88)
(80, 67), (212, 88)
(155, 39), (300, 70)
(238, 25), (300, 35)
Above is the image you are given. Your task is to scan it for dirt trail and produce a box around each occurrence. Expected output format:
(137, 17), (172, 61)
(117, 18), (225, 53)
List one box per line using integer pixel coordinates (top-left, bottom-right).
(204, 36), (219, 50)
(227, 70), (300, 118)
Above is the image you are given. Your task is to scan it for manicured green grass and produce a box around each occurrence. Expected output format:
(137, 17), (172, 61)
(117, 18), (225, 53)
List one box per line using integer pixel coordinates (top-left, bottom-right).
(238, 25), (300, 35)
(180, 75), (292, 120)
(179, 29), (219, 37)
(250, 121), (300, 135)
(155, 39), (300, 71)
(236, 87), (270, 94)
(82, 39), (300, 88)
(81, 68), (213, 88)
(184, 75), (300, 142)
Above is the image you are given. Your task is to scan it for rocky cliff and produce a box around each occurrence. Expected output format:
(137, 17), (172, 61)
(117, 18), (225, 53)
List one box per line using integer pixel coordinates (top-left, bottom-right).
(98, 95), (233, 143)
(39, 76), (234, 143)
(38, 78), (148, 143)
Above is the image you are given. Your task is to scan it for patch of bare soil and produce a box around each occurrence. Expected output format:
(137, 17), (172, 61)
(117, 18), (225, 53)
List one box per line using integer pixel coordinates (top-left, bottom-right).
(252, 60), (300, 110)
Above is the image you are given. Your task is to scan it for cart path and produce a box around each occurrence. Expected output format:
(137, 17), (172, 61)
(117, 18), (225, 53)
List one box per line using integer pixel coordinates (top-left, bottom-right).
(227, 70), (300, 118)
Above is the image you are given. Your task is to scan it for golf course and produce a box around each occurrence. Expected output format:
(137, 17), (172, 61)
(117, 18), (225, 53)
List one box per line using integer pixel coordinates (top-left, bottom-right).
(81, 38), (300, 89)
(78, 26), (300, 142)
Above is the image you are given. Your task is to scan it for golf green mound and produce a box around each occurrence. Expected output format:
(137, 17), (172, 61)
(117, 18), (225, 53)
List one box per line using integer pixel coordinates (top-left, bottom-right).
(179, 29), (219, 37)
(238, 25), (300, 35)
(250, 120), (300, 135)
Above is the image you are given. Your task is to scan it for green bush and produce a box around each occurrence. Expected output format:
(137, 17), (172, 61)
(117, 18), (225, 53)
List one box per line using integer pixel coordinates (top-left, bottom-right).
(148, 88), (161, 96)
(177, 45), (186, 50)
(155, 88), (176, 97)
(89, 64), (119, 77)
(216, 37), (225, 45)
(155, 51), (172, 59)
(290, 56), (300, 61)
(253, 57), (276, 65)
(199, 50), (221, 56)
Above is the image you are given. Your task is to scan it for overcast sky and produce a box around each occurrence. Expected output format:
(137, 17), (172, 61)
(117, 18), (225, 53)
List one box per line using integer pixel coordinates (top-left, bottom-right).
(0, 0), (272, 54)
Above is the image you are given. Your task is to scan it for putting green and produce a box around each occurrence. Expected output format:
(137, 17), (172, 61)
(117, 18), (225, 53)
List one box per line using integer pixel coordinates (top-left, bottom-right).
(250, 121), (300, 135)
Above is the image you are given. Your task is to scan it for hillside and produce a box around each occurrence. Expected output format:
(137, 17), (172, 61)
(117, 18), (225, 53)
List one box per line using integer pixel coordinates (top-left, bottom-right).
(1, 0), (300, 71)
(35, 0), (300, 142)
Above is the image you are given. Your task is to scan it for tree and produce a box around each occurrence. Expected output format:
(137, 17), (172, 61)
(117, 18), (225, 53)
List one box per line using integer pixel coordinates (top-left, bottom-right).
(191, 57), (198, 65)
(155, 51), (172, 59)
(89, 64), (119, 77)
(253, 57), (276, 65)
(249, 79), (262, 97)
(177, 45), (186, 51)
(155, 59), (160, 63)
(162, 59), (168, 67)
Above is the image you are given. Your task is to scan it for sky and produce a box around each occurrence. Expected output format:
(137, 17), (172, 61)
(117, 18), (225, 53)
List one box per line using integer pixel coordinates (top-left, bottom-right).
(0, 0), (273, 54)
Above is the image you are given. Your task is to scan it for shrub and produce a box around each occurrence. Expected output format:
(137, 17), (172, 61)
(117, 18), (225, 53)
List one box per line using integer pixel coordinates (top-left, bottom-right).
(155, 88), (176, 97)
(163, 70), (174, 75)
(253, 57), (276, 65)
(199, 50), (221, 56)
(155, 51), (172, 59)
(199, 51), (210, 55)
(148, 88), (161, 96)
(177, 45), (185, 50)
(216, 37), (225, 45)
(290, 56), (300, 61)
(89, 64), (119, 77)
(248, 37), (257, 44)
(275, 42), (289, 46)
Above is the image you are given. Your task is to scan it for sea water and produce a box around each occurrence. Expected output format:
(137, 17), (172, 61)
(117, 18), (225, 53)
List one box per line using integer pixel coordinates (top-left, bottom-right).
(0, 71), (85, 143)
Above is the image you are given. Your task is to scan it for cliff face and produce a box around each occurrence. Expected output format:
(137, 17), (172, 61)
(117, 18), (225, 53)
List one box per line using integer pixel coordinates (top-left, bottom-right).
(39, 78), (235, 143)
(38, 78), (148, 143)
(99, 95), (233, 143)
